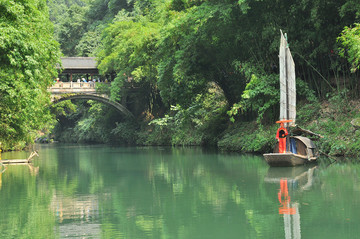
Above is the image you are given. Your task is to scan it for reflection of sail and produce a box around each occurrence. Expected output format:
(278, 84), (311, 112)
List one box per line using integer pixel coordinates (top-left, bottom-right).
(279, 30), (296, 126)
(265, 166), (317, 239)
(278, 179), (301, 239)
(283, 203), (301, 239)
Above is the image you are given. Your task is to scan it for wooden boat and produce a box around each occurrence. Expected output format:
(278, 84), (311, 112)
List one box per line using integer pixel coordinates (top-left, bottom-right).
(263, 31), (318, 167)
(264, 136), (318, 166)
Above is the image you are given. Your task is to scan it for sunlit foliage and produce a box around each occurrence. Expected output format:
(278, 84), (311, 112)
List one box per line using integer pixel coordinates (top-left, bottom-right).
(338, 23), (360, 73)
(48, 0), (360, 154)
(0, 0), (60, 149)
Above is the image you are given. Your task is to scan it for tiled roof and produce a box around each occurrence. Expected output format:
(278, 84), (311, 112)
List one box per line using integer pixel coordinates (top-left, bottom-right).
(59, 57), (97, 69)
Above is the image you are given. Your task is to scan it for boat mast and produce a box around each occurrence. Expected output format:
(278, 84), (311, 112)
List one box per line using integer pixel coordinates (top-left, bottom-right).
(285, 33), (289, 124)
(279, 30), (296, 126)
(285, 33), (290, 153)
(279, 30), (287, 124)
(280, 30), (296, 153)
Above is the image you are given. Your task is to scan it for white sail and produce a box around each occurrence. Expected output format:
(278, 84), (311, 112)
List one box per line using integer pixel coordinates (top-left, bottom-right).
(279, 31), (287, 121)
(279, 30), (296, 126)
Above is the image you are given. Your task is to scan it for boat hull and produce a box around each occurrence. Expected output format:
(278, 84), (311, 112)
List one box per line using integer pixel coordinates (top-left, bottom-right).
(263, 153), (311, 167)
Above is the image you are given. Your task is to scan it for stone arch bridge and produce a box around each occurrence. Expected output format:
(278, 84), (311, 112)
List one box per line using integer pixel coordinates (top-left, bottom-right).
(50, 89), (133, 118)
(50, 57), (135, 118)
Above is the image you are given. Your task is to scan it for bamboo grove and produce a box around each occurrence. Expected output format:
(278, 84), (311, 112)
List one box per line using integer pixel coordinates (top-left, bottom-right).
(2, 0), (360, 154)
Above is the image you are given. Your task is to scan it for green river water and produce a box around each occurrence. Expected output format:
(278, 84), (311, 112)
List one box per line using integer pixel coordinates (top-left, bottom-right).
(0, 144), (359, 238)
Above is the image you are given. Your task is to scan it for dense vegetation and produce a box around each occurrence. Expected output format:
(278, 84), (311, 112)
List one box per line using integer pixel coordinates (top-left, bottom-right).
(0, 0), (60, 150)
(49, 0), (360, 155)
(2, 0), (360, 156)
(46, 0), (360, 157)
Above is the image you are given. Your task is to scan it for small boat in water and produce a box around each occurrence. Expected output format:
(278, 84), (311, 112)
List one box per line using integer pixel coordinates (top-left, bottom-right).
(264, 136), (317, 166)
(263, 31), (318, 167)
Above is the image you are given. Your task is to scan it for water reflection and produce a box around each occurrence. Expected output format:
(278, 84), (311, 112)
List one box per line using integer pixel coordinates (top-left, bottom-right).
(0, 162), (56, 238)
(3, 145), (360, 238)
(51, 193), (101, 238)
(0, 163), (39, 191)
(51, 194), (99, 223)
(265, 166), (317, 239)
(278, 179), (301, 239)
(0, 163), (6, 189)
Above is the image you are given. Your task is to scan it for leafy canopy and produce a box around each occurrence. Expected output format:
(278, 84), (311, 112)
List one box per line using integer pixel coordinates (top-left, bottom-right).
(0, 0), (60, 149)
(338, 23), (360, 73)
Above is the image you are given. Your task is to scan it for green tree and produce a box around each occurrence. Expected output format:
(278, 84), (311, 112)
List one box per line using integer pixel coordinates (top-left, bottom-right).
(56, 4), (87, 56)
(75, 29), (102, 56)
(48, 0), (133, 56)
(97, 7), (161, 113)
(157, 1), (247, 107)
(0, 0), (61, 150)
(338, 23), (360, 73)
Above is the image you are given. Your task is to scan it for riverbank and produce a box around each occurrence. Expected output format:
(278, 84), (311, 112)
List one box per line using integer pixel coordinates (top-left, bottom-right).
(220, 98), (360, 157)
(139, 97), (360, 158)
(36, 93), (360, 158)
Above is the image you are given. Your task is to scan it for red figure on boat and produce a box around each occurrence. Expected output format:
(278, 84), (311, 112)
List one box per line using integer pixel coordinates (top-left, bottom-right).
(276, 120), (292, 153)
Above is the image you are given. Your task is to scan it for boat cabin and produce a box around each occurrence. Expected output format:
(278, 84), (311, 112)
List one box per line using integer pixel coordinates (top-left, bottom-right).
(273, 136), (318, 161)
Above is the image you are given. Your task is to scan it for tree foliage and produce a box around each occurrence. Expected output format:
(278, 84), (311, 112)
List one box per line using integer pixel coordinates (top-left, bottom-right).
(97, 10), (160, 102)
(0, 0), (60, 149)
(48, 0), (360, 147)
(48, 0), (133, 56)
(157, 1), (247, 107)
(95, 0), (358, 110)
(56, 4), (88, 56)
(52, 100), (135, 144)
(98, 11), (159, 81)
(338, 23), (360, 73)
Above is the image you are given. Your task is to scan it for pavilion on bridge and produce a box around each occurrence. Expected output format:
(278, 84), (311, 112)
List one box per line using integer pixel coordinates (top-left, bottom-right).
(57, 57), (114, 82)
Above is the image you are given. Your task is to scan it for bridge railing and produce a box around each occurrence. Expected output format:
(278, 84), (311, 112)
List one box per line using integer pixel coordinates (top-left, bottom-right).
(52, 82), (97, 89)
(49, 82), (109, 94)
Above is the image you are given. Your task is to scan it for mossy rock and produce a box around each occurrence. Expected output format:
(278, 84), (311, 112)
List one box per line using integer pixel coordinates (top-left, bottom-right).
(351, 118), (360, 130)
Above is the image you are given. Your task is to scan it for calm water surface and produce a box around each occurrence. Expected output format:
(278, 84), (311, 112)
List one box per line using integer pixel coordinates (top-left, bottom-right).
(0, 144), (359, 238)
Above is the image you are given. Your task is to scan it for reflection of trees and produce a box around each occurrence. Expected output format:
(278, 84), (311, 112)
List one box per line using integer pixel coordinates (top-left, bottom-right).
(220, 155), (282, 238)
(3, 145), (360, 238)
(18, 145), (360, 238)
(0, 146), (281, 238)
(2, 146), (270, 238)
(34, 145), (309, 238)
(299, 164), (360, 239)
(92, 147), (278, 238)
(0, 165), (56, 238)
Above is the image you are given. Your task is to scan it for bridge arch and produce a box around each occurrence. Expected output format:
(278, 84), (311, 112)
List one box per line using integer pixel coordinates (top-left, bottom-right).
(52, 94), (134, 118)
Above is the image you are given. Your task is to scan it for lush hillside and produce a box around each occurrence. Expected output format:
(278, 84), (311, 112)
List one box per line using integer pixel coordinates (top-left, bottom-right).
(46, 0), (360, 156)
